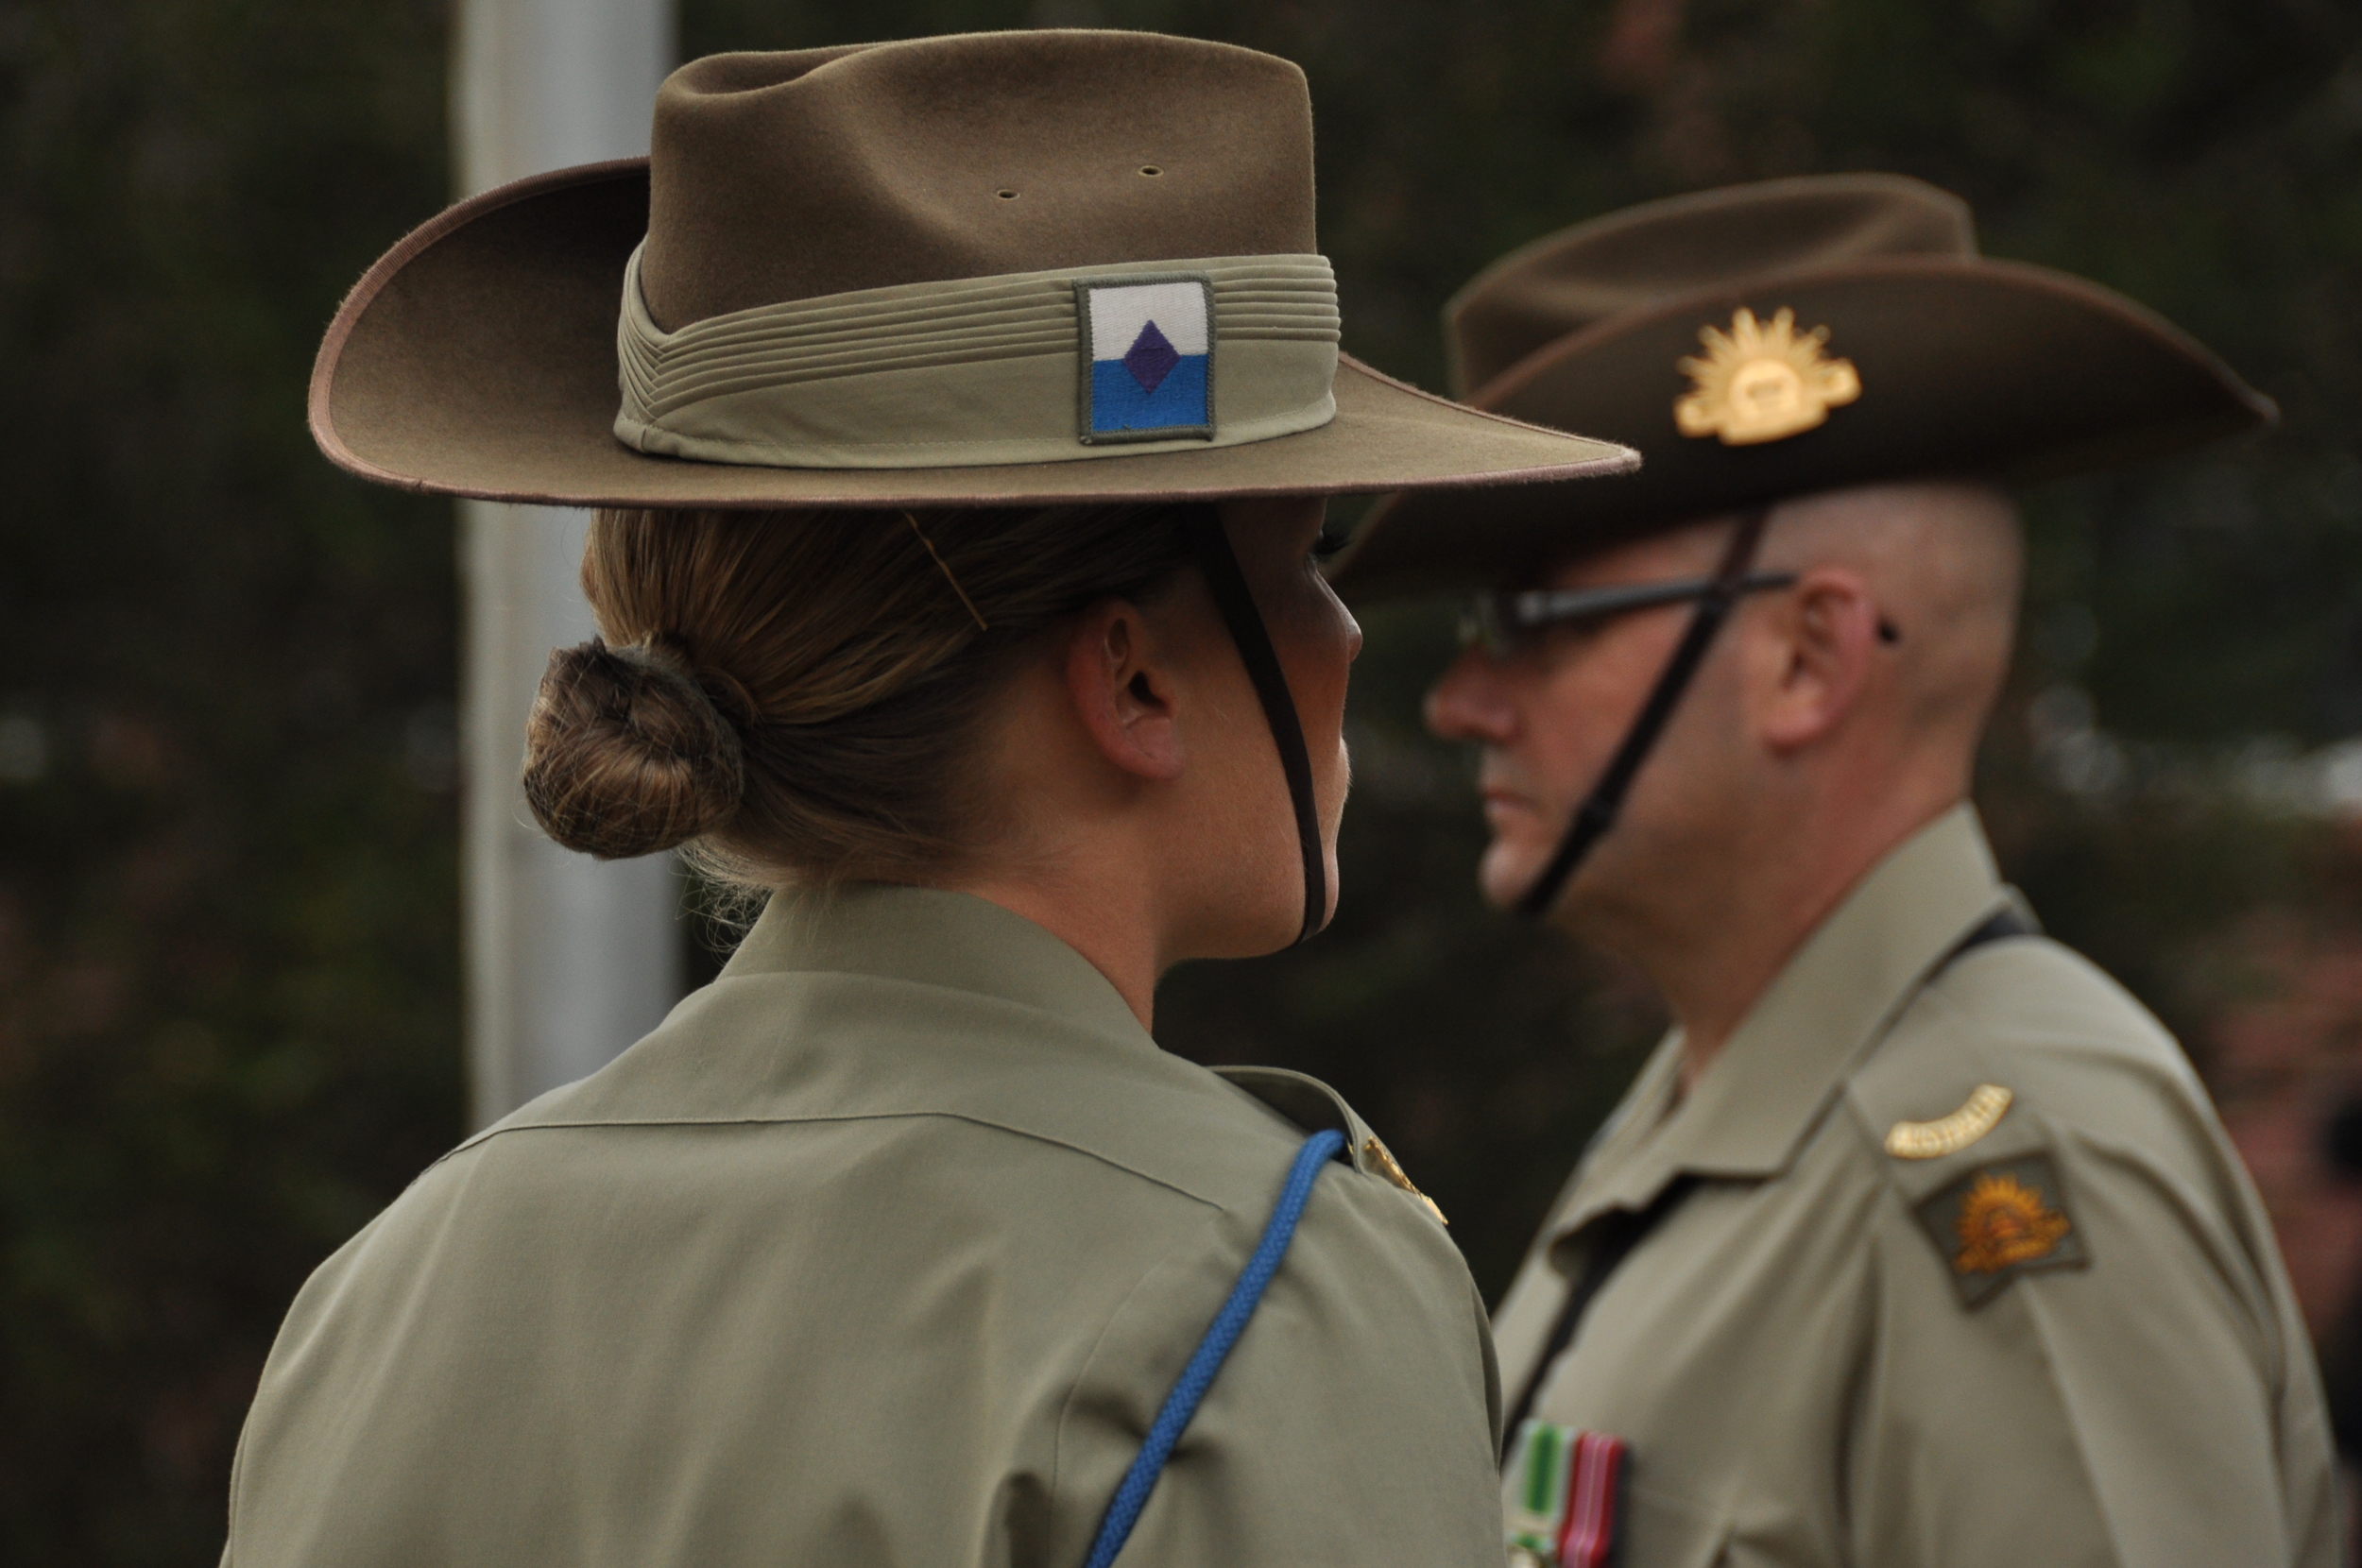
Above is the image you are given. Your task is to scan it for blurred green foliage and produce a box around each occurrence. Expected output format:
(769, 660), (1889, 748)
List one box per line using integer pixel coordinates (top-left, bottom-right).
(0, 0), (459, 1558)
(3, 0), (2359, 1560)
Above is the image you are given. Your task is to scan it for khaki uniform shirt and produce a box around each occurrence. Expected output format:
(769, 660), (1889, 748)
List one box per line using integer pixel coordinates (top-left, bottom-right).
(1494, 806), (2338, 1568)
(225, 886), (1502, 1567)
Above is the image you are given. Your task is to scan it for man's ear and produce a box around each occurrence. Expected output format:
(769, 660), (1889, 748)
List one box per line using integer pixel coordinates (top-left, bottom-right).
(1757, 567), (1880, 752)
(1065, 599), (1187, 781)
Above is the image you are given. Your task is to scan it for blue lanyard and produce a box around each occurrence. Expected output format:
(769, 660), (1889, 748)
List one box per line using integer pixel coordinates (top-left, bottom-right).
(1082, 1128), (1346, 1568)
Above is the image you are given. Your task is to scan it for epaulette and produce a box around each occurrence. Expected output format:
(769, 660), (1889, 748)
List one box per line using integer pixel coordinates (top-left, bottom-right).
(1842, 938), (2090, 1307)
(1215, 1065), (1448, 1227)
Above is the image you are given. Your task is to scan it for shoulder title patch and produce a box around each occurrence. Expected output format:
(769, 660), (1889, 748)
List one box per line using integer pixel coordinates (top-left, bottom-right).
(1885, 1083), (2013, 1159)
(1362, 1135), (1447, 1225)
(1913, 1153), (2088, 1307)
(1673, 306), (1860, 446)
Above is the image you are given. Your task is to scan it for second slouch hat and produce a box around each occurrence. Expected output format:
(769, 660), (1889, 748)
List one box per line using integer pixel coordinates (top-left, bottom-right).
(1331, 173), (2273, 595)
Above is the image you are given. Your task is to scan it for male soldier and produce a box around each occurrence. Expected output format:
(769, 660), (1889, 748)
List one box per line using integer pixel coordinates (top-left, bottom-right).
(1332, 175), (2339, 1568)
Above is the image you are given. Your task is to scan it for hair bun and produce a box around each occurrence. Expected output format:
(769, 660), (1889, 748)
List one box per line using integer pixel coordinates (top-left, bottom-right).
(522, 639), (745, 859)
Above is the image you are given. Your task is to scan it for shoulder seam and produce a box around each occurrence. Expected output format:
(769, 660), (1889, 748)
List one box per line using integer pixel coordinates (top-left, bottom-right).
(425, 1109), (1229, 1210)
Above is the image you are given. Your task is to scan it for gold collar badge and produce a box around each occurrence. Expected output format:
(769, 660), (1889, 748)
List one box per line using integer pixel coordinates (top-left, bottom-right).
(1362, 1136), (1447, 1226)
(1673, 307), (1861, 446)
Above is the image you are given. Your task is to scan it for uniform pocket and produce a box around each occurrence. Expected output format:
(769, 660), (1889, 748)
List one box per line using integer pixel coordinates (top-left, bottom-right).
(1620, 1479), (1729, 1568)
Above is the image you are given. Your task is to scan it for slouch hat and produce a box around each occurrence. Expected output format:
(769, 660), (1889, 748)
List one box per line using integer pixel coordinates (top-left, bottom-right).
(309, 31), (1634, 508)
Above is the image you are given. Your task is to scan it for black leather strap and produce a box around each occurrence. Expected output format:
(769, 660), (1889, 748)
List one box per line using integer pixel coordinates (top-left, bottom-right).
(1948, 904), (2036, 960)
(1515, 510), (1772, 920)
(1499, 1176), (1697, 1462)
(1495, 899), (2038, 1465)
(1189, 514), (1326, 946)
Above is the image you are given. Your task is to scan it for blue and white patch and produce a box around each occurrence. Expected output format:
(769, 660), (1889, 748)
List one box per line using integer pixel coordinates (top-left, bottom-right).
(1075, 275), (1215, 443)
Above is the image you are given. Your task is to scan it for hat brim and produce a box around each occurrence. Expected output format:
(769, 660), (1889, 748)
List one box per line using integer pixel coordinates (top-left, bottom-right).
(311, 160), (1636, 509)
(1331, 255), (2275, 597)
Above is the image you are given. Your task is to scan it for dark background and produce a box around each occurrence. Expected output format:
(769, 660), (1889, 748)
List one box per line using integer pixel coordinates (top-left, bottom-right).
(6, 0), (2362, 1559)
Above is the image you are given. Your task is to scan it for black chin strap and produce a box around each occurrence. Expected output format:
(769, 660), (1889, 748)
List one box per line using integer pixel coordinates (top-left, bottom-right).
(1515, 509), (1772, 921)
(1189, 513), (1327, 946)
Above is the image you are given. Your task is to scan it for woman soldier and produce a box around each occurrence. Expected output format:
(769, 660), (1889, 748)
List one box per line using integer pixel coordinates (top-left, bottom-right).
(224, 31), (1629, 1568)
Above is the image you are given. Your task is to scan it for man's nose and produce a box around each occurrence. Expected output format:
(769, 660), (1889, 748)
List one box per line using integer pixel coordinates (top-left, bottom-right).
(1424, 647), (1520, 744)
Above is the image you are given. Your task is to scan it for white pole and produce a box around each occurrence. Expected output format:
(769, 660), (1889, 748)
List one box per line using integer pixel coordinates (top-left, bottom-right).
(452, 0), (679, 1128)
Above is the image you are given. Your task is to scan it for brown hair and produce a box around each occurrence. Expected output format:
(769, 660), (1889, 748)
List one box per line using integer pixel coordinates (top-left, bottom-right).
(520, 503), (1206, 886)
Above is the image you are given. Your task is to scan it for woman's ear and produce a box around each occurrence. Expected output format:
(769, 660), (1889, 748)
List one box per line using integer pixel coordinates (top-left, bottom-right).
(1756, 567), (1880, 753)
(1065, 599), (1187, 780)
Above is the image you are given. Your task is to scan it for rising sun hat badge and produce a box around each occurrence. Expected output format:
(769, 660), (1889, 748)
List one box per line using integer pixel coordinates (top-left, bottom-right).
(1673, 307), (1861, 446)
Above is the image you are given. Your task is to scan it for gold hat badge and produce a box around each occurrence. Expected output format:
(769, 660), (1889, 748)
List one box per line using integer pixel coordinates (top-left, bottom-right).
(1674, 307), (1861, 446)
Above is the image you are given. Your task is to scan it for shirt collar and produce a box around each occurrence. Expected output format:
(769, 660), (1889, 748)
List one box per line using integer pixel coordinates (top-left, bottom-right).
(1551, 803), (2014, 1240)
(484, 882), (1351, 1214)
(722, 880), (1149, 1043)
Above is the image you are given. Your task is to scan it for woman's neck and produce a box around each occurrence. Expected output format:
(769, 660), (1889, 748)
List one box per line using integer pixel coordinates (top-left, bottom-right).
(944, 866), (1164, 1031)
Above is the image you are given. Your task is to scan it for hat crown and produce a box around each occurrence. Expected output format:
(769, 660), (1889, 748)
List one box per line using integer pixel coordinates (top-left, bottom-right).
(1447, 174), (1976, 397)
(639, 33), (1317, 332)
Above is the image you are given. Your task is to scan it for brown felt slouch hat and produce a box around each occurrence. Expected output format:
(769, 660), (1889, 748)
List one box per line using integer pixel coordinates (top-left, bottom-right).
(309, 30), (1635, 507)
(1331, 173), (2275, 596)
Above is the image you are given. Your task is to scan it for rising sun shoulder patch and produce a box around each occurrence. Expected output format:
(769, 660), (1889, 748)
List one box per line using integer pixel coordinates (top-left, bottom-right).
(1912, 1153), (2089, 1307)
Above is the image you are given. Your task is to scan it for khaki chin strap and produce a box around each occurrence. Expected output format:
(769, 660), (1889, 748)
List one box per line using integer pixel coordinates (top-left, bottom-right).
(1187, 513), (1327, 946)
(1515, 508), (1772, 921)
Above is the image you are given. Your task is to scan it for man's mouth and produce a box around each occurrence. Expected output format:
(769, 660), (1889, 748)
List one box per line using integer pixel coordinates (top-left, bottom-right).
(1480, 786), (1534, 823)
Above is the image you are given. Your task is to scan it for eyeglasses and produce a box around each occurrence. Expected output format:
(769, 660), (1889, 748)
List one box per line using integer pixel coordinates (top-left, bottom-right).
(1458, 571), (1801, 658)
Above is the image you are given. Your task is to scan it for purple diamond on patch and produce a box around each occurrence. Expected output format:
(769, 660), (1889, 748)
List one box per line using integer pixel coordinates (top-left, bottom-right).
(1122, 320), (1181, 394)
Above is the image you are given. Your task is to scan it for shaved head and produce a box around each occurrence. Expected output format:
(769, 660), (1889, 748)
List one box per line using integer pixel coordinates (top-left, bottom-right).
(1755, 480), (2023, 759)
(1615, 478), (2024, 785)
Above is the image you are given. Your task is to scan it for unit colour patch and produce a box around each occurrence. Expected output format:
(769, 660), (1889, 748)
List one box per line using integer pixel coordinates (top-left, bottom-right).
(1077, 275), (1215, 442)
